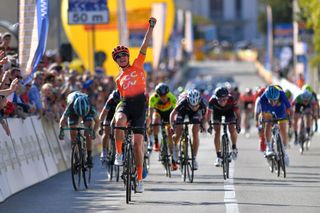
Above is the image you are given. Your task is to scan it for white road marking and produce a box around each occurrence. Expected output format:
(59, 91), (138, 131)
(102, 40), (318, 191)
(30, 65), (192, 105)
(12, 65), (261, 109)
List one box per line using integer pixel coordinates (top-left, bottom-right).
(224, 163), (239, 213)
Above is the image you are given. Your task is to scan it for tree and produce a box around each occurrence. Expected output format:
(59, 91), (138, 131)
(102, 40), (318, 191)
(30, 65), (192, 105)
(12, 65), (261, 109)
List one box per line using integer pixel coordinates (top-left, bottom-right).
(298, 0), (320, 66)
(258, 0), (293, 35)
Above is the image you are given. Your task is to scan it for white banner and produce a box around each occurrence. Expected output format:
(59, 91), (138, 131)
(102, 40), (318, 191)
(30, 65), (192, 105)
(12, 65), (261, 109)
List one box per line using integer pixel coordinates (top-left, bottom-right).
(152, 3), (167, 70)
(184, 10), (194, 54)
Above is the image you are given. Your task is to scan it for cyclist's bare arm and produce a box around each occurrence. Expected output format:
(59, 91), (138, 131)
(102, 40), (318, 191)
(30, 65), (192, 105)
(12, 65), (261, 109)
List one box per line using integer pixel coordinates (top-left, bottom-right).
(139, 17), (157, 55)
(169, 107), (178, 126)
(99, 108), (109, 123)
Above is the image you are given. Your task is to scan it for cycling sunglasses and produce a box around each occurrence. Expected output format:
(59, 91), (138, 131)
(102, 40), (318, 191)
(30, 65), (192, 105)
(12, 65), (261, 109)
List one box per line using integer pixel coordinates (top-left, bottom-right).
(218, 97), (228, 102)
(115, 52), (129, 59)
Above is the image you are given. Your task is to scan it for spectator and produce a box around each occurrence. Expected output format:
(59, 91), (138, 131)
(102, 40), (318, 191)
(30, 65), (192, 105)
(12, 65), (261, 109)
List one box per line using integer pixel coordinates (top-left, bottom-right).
(41, 83), (59, 121)
(28, 71), (45, 115)
(0, 32), (13, 53)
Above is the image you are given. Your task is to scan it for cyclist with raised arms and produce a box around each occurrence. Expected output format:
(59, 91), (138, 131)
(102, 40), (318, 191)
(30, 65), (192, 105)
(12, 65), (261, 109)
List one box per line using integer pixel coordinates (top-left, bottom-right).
(169, 89), (207, 170)
(112, 17), (156, 193)
(59, 91), (99, 168)
(149, 83), (178, 169)
(98, 89), (120, 159)
(292, 89), (317, 144)
(258, 85), (291, 166)
(207, 87), (241, 167)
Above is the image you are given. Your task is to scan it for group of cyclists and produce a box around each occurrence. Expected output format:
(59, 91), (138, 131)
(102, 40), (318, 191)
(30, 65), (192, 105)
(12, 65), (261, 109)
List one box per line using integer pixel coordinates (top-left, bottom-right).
(58, 17), (319, 194)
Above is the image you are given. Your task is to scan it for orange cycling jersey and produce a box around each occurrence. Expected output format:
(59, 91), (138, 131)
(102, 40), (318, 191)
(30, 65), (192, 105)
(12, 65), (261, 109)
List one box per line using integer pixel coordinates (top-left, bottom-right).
(116, 53), (146, 98)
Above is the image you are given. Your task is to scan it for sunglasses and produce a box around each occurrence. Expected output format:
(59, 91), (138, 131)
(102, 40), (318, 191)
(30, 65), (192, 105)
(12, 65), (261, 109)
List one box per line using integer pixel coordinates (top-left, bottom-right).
(115, 52), (129, 59)
(218, 97), (228, 102)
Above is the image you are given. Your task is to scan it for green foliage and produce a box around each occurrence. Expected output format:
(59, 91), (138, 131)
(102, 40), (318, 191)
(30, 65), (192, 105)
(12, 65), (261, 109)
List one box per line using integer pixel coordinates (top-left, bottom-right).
(258, 0), (293, 35)
(299, 0), (320, 66)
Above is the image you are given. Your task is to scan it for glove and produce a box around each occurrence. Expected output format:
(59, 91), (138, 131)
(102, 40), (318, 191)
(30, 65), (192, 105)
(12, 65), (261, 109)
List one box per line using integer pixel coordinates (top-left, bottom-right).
(207, 127), (213, 135)
(58, 129), (64, 140)
(98, 128), (103, 136)
(236, 124), (241, 134)
(91, 130), (96, 140)
(149, 17), (156, 28)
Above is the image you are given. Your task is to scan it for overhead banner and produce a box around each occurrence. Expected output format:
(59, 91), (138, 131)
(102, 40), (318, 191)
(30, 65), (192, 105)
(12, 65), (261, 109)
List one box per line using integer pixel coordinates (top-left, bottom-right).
(152, 3), (166, 70)
(19, 0), (49, 84)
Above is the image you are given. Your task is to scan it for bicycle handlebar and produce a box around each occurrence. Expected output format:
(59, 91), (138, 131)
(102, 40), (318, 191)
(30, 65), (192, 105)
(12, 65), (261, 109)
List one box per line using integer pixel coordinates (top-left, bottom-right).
(113, 126), (145, 131)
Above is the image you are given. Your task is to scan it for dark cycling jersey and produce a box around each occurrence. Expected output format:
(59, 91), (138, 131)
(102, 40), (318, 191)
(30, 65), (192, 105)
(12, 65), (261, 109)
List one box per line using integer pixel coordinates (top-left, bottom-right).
(103, 92), (120, 123)
(208, 95), (239, 122)
(175, 96), (207, 123)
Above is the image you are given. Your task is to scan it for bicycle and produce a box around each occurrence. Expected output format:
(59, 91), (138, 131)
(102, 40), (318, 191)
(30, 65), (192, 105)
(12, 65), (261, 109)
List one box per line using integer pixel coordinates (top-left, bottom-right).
(210, 117), (237, 180)
(59, 127), (92, 190)
(151, 122), (172, 178)
(99, 123), (120, 182)
(175, 121), (196, 183)
(113, 125), (145, 204)
(262, 113), (287, 178)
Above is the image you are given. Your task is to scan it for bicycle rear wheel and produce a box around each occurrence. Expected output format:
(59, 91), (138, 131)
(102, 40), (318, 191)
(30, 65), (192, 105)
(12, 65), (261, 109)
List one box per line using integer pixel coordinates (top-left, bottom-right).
(71, 144), (81, 190)
(186, 137), (194, 183)
(161, 139), (171, 178)
(179, 138), (187, 182)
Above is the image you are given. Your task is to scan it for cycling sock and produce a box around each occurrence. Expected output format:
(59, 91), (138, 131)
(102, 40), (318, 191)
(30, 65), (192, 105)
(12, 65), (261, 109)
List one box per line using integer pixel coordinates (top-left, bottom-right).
(306, 127), (311, 135)
(232, 144), (237, 149)
(217, 152), (222, 158)
(116, 140), (122, 154)
(87, 151), (92, 158)
(154, 135), (159, 144)
(137, 166), (143, 181)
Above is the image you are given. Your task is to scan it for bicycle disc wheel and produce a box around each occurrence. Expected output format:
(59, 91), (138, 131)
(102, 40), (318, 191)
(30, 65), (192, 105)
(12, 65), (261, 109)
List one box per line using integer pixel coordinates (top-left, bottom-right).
(71, 144), (81, 191)
(187, 137), (194, 183)
(126, 145), (132, 204)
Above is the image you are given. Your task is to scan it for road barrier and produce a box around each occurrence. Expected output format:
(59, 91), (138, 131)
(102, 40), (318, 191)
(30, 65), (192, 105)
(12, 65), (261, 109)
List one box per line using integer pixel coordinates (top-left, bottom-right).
(0, 116), (101, 202)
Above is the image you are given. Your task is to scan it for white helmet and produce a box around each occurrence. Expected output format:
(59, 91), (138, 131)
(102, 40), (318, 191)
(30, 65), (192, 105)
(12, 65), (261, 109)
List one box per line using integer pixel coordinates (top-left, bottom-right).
(187, 89), (201, 106)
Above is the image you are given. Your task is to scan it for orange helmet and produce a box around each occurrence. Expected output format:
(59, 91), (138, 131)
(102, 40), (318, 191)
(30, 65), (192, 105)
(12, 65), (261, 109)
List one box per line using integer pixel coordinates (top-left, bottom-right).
(112, 45), (130, 61)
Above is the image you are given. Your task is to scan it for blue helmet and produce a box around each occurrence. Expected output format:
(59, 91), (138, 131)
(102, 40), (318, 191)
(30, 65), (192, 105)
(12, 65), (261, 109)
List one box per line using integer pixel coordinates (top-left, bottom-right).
(73, 95), (90, 116)
(266, 86), (280, 101)
(301, 90), (312, 101)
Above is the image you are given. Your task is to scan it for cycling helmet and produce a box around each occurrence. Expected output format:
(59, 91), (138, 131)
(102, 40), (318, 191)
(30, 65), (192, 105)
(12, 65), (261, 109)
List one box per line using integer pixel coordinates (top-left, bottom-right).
(187, 89), (201, 106)
(302, 84), (313, 93)
(214, 87), (229, 98)
(265, 86), (280, 101)
(285, 89), (292, 100)
(112, 45), (130, 61)
(73, 95), (90, 116)
(155, 83), (169, 96)
(111, 89), (120, 102)
(301, 90), (312, 101)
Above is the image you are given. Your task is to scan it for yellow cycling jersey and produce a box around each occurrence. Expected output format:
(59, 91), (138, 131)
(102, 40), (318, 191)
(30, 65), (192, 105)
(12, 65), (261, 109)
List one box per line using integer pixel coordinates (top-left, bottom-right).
(149, 91), (177, 112)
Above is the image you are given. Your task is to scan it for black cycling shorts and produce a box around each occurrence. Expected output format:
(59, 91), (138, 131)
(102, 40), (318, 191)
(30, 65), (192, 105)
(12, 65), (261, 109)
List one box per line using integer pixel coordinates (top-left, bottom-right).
(175, 110), (203, 124)
(117, 93), (146, 134)
(68, 106), (97, 126)
(212, 109), (236, 122)
(156, 109), (172, 123)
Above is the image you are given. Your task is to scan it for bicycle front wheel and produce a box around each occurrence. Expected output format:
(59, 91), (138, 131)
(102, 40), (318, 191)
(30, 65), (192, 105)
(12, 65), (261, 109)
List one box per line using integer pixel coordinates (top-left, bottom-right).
(276, 135), (286, 178)
(82, 150), (91, 189)
(161, 139), (171, 178)
(186, 137), (194, 183)
(71, 144), (81, 191)
(126, 145), (132, 204)
(222, 135), (230, 180)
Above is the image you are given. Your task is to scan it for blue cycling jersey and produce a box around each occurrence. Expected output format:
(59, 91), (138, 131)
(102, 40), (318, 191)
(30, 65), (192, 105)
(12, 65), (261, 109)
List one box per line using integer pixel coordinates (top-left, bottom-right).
(259, 89), (291, 119)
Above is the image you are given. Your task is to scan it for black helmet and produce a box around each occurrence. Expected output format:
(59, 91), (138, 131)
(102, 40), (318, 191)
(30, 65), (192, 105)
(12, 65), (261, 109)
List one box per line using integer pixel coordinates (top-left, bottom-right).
(155, 83), (169, 96)
(214, 87), (229, 98)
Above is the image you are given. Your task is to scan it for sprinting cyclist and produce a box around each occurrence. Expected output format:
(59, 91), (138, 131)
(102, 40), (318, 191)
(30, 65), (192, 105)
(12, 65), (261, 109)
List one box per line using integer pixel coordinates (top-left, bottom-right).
(302, 84), (319, 132)
(98, 89), (120, 159)
(207, 87), (241, 167)
(149, 83), (178, 169)
(112, 17), (156, 193)
(169, 89), (207, 170)
(59, 91), (99, 168)
(258, 85), (291, 166)
(254, 87), (266, 152)
(292, 90), (317, 145)
(240, 88), (255, 134)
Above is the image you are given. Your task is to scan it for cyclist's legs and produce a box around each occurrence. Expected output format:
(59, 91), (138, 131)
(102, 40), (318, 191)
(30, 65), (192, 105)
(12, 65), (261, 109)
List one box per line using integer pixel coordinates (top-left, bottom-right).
(166, 125), (174, 153)
(262, 113), (272, 142)
(133, 133), (144, 181)
(152, 112), (161, 136)
(172, 125), (183, 144)
(213, 124), (221, 152)
(228, 124), (237, 146)
(279, 121), (288, 146)
(102, 125), (111, 150)
(191, 124), (200, 156)
(68, 115), (79, 144)
(114, 112), (127, 154)
(84, 120), (93, 153)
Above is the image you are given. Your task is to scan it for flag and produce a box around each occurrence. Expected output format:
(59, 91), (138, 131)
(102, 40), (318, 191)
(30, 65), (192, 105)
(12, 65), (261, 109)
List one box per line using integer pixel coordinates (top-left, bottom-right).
(19, 0), (49, 84)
